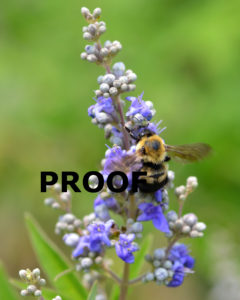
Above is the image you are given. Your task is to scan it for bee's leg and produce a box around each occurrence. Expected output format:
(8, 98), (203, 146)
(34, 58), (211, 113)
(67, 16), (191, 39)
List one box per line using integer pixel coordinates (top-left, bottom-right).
(124, 126), (138, 140)
(164, 156), (171, 162)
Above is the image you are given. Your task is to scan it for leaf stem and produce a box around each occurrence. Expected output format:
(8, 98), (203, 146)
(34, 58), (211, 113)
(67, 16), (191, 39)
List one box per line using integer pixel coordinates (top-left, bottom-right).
(128, 274), (145, 285)
(102, 265), (122, 284)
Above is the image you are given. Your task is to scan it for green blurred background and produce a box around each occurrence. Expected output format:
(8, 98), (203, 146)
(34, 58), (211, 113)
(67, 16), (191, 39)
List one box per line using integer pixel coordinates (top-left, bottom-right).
(1, 0), (240, 299)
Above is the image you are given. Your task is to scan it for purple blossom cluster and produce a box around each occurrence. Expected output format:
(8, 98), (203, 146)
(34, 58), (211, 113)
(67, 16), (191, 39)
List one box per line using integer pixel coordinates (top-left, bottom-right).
(167, 244), (195, 287)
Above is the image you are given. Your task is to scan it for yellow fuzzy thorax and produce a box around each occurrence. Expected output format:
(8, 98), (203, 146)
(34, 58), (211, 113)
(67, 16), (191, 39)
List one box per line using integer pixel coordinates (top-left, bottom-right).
(136, 134), (166, 164)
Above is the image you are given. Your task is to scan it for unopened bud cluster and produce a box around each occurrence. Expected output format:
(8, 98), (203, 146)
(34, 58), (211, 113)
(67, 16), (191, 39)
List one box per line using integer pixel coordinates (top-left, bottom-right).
(127, 218), (143, 239)
(18, 268), (46, 297)
(81, 40), (122, 64)
(95, 62), (137, 98)
(55, 213), (82, 235)
(83, 272), (100, 289)
(167, 211), (207, 238)
(143, 249), (173, 285)
(76, 255), (104, 272)
(80, 7), (123, 66)
(175, 176), (198, 201)
(81, 7), (102, 23)
(45, 183), (71, 211)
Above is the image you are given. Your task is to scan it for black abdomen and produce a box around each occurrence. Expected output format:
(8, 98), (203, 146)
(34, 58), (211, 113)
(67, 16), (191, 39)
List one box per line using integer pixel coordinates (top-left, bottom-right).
(138, 175), (168, 193)
(138, 162), (169, 193)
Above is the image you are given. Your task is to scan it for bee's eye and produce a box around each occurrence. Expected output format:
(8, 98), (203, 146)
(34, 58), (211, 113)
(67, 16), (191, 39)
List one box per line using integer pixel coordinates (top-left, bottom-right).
(141, 146), (146, 155)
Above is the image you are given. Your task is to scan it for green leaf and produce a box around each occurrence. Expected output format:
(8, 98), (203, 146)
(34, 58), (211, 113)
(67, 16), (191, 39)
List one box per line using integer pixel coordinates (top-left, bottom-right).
(25, 213), (87, 300)
(110, 285), (120, 300)
(130, 234), (153, 279)
(0, 263), (20, 300)
(87, 282), (97, 300)
(10, 279), (60, 300)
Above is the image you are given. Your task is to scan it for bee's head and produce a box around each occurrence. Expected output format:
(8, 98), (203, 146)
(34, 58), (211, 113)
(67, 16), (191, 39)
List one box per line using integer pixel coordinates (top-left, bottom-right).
(136, 134), (166, 163)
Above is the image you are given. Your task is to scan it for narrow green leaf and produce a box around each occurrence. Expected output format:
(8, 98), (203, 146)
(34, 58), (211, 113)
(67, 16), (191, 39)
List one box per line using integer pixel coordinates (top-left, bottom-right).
(130, 234), (153, 279)
(87, 282), (97, 300)
(10, 279), (62, 300)
(110, 285), (120, 300)
(25, 213), (87, 300)
(0, 263), (20, 300)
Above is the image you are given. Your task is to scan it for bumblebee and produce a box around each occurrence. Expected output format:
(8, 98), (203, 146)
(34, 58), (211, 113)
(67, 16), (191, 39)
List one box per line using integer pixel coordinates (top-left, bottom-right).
(128, 128), (212, 193)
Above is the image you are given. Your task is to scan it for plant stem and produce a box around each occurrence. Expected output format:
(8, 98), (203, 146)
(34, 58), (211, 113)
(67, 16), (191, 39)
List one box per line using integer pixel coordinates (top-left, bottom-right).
(165, 235), (180, 258)
(104, 63), (111, 74)
(119, 194), (137, 300)
(128, 194), (136, 219)
(178, 201), (184, 218)
(115, 95), (130, 150)
(119, 263), (130, 300)
(97, 40), (130, 150)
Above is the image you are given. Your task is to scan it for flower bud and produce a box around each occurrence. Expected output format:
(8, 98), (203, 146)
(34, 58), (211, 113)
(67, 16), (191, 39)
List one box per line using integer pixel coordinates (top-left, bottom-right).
(19, 270), (27, 279)
(187, 176), (198, 189)
(34, 290), (42, 297)
(193, 222), (207, 232)
(63, 233), (79, 247)
(81, 7), (90, 17)
(87, 54), (97, 62)
(155, 268), (168, 281)
(27, 285), (36, 293)
(20, 290), (28, 296)
(175, 185), (186, 196)
(183, 213), (198, 226)
(154, 248), (165, 260)
(83, 32), (92, 40)
(166, 210), (178, 222)
(93, 8), (102, 18)
(100, 83), (110, 93)
(81, 258), (93, 268)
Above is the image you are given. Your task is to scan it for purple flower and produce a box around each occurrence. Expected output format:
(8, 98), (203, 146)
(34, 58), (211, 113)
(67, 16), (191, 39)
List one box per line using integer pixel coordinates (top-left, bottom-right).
(88, 96), (114, 118)
(72, 220), (114, 257)
(137, 203), (169, 233)
(94, 195), (119, 221)
(72, 235), (90, 257)
(87, 220), (114, 252)
(169, 244), (195, 270)
(155, 190), (162, 202)
(128, 121), (166, 142)
(147, 121), (166, 135)
(94, 195), (110, 221)
(103, 145), (142, 189)
(105, 197), (119, 210)
(115, 234), (138, 263)
(168, 268), (185, 287)
(167, 244), (195, 287)
(126, 93), (153, 121)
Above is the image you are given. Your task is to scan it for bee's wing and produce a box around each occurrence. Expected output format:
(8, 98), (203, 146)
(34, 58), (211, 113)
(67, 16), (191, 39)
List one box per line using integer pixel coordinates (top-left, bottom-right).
(164, 143), (212, 163)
